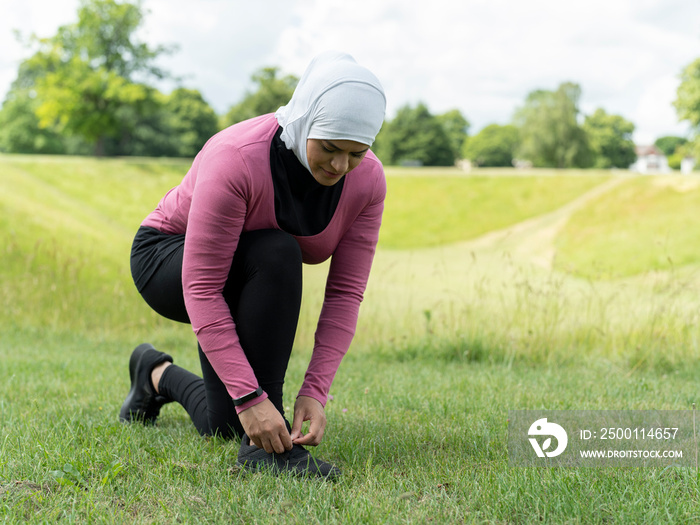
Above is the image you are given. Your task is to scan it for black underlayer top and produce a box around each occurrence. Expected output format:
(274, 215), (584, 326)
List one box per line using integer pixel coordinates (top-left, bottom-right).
(269, 127), (345, 237)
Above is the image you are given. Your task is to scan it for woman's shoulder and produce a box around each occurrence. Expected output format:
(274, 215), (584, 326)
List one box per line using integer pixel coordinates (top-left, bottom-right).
(342, 150), (386, 207)
(351, 150), (384, 181)
(194, 114), (278, 177)
(208, 114), (279, 150)
(359, 150), (386, 187)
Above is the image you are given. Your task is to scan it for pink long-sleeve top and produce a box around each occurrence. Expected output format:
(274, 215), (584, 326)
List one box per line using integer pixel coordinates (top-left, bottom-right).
(141, 114), (386, 412)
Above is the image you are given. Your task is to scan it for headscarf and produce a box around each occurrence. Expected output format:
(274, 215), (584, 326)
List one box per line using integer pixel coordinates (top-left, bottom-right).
(275, 51), (386, 172)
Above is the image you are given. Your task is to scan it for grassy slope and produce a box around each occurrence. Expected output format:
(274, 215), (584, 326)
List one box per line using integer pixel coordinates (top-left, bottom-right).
(0, 155), (190, 334)
(555, 175), (700, 278)
(1, 156), (699, 523)
(380, 168), (609, 249)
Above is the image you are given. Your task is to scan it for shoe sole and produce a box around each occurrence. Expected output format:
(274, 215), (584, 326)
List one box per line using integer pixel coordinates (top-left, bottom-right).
(235, 458), (341, 481)
(236, 440), (341, 481)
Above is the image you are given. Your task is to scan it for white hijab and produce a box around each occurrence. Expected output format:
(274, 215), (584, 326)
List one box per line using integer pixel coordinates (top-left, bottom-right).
(275, 51), (386, 172)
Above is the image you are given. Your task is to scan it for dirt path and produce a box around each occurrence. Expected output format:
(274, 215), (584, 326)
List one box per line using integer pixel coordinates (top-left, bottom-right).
(455, 175), (631, 269)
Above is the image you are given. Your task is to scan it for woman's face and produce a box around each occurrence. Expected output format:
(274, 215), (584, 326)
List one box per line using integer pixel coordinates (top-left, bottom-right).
(306, 138), (369, 186)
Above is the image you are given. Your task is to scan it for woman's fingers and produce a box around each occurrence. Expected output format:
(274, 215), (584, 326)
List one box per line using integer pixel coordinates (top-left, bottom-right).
(291, 396), (327, 446)
(239, 398), (293, 453)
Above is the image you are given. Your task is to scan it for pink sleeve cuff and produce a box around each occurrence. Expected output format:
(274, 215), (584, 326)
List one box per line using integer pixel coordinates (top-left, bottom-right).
(296, 388), (329, 408)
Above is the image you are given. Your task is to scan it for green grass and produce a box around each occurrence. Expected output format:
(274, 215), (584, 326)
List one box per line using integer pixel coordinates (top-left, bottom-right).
(1, 155), (700, 523)
(380, 168), (610, 249)
(1, 328), (698, 523)
(0, 155), (186, 333)
(555, 175), (700, 279)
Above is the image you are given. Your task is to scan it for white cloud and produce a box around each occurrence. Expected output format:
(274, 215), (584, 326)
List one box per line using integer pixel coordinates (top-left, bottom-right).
(269, 0), (700, 142)
(0, 0), (79, 95)
(632, 75), (690, 144)
(1, 0), (699, 143)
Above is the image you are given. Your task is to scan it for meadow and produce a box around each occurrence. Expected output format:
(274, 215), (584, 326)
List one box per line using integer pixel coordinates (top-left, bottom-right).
(1, 154), (700, 523)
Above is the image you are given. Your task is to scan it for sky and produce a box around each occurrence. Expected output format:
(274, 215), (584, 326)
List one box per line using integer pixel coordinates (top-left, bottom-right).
(1, 0), (699, 145)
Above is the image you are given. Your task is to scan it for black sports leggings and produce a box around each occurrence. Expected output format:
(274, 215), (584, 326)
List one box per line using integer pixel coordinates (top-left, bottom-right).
(131, 227), (303, 439)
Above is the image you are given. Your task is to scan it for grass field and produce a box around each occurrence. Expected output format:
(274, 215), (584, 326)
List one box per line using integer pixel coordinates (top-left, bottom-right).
(1, 154), (700, 523)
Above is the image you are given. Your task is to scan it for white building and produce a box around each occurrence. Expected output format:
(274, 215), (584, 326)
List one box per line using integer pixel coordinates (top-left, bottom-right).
(681, 157), (696, 174)
(629, 145), (670, 174)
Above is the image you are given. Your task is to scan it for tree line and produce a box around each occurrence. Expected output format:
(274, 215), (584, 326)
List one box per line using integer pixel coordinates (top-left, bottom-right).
(1, 0), (698, 169)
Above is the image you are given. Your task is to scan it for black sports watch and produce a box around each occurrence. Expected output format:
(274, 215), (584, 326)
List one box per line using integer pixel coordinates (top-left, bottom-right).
(232, 387), (264, 406)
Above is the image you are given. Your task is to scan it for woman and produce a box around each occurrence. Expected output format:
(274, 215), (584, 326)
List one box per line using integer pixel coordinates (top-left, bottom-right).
(120, 51), (386, 479)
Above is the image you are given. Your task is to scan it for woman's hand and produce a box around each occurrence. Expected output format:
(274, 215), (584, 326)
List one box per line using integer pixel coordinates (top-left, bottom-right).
(238, 398), (292, 454)
(291, 396), (327, 446)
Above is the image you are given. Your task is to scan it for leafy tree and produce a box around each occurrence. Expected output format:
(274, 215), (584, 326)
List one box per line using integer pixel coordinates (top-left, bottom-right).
(582, 108), (636, 168)
(667, 143), (692, 169)
(674, 58), (700, 129)
(673, 58), (700, 161)
(92, 88), (218, 158)
(375, 102), (454, 166)
(35, 57), (155, 156)
(654, 136), (688, 156)
(436, 109), (470, 161)
(0, 39), (65, 153)
(70, 0), (173, 80)
(25, 0), (173, 155)
(98, 89), (173, 157)
(513, 82), (591, 168)
(223, 67), (298, 127)
(462, 124), (519, 167)
(0, 91), (65, 154)
(164, 88), (220, 157)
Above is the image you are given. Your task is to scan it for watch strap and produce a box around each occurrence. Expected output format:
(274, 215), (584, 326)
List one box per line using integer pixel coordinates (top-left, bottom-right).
(232, 387), (264, 406)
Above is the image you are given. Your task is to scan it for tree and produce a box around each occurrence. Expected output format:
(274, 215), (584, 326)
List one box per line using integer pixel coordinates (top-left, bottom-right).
(223, 67), (298, 127)
(654, 136), (688, 156)
(164, 88), (219, 157)
(673, 58), (700, 161)
(375, 102), (455, 166)
(35, 57), (155, 156)
(667, 143), (692, 169)
(26, 0), (173, 155)
(70, 0), (172, 80)
(0, 90), (65, 154)
(0, 38), (67, 153)
(462, 124), (520, 167)
(436, 109), (470, 161)
(583, 108), (636, 168)
(98, 89), (173, 157)
(674, 58), (700, 130)
(655, 135), (689, 169)
(513, 82), (591, 168)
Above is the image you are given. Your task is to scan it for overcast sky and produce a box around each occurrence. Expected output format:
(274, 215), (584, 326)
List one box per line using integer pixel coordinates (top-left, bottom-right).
(1, 0), (699, 144)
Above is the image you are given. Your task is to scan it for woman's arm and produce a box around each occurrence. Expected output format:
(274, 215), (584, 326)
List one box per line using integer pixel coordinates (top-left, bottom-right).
(297, 173), (387, 407)
(183, 144), (292, 452)
(182, 144), (268, 409)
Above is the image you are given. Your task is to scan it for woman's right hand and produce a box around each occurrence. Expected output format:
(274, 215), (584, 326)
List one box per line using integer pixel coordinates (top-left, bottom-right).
(237, 398), (292, 454)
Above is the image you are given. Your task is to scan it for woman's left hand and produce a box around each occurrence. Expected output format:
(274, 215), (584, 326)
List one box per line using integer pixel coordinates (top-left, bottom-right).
(291, 395), (326, 446)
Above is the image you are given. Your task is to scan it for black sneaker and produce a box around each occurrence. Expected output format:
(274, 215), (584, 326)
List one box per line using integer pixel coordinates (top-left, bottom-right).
(236, 434), (341, 480)
(119, 343), (173, 424)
